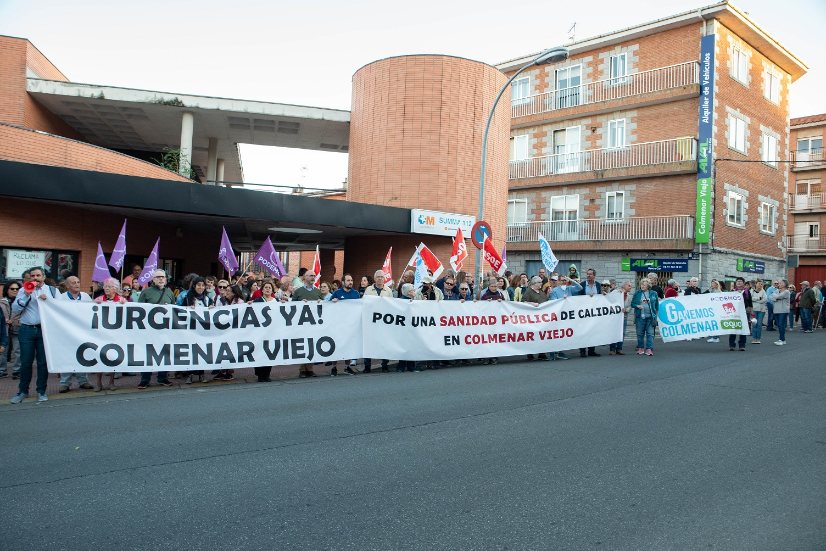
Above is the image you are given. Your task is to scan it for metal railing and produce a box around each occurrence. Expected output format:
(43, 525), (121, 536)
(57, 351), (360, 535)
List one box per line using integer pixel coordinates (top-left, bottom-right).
(506, 215), (695, 243)
(792, 149), (824, 169)
(789, 193), (824, 210)
(509, 137), (696, 179)
(511, 61), (699, 118)
(787, 234), (826, 252)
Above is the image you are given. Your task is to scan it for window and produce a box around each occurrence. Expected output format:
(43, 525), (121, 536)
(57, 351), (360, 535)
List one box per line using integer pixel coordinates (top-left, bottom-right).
(550, 194), (579, 240)
(797, 137), (823, 159)
(763, 69), (780, 103)
(607, 119), (626, 149)
(731, 47), (749, 84)
(609, 54), (627, 84)
(0, 247), (79, 283)
(727, 114), (747, 153)
(809, 223), (820, 239)
(507, 199), (528, 225)
(555, 65), (582, 108)
(606, 191), (625, 221)
(511, 77), (530, 106)
(726, 191), (745, 227)
(552, 126), (581, 173)
(758, 202), (776, 234)
(511, 134), (529, 161)
(762, 133), (778, 167)
(794, 180), (822, 209)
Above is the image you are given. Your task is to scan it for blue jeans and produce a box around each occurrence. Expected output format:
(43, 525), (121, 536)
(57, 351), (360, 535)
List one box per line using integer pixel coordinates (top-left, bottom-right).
(774, 314), (788, 341)
(18, 324), (48, 395)
(800, 308), (813, 331)
(610, 316), (628, 352)
(766, 302), (775, 329)
(751, 311), (765, 339)
(60, 372), (90, 385)
(635, 317), (654, 350)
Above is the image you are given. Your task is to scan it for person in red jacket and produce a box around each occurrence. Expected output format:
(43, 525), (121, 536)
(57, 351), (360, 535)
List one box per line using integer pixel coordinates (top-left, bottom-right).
(664, 279), (680, 298)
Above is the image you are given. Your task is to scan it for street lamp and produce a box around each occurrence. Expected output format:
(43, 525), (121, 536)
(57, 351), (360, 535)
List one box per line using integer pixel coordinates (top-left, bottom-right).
(474, 46), (569, 296)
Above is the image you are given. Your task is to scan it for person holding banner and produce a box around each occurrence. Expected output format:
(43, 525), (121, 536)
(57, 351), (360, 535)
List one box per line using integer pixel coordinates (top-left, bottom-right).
(136, 269), (175, 390)
(58, 276), (94, 393)
(521, 276), (551, 362)
(293, 270), (325, 378)
(362, 270), (393, 372)
(92, 278), (128, 391)
(331, 274), (362, 375)
(771, 280), (791, 346)
(631, 279), (659, 356)
(577, 268), (602, 358)
(609, 281), (632, 355)
(750, 279), (768, 344)
(728, 277), (751, 352)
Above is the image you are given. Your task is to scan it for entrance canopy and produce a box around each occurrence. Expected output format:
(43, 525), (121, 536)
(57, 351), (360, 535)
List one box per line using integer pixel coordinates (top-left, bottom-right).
(26, 78), (351, 184)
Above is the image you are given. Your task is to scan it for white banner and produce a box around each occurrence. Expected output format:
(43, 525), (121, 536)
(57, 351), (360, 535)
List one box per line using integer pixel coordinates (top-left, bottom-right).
(657, 292), (750, 342)
(40, 300), (363, 373)
(361, 294), (624, 361)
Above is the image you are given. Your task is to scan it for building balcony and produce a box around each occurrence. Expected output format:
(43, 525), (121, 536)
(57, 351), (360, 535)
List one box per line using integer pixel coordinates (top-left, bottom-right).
(511, 61), (699, 124)
(787, 235), (826, 253)
(508, 137), (697, 186)
(506, 215), (695, 251)
(792, 149), (824, 171)
(789, 193), (826, 212)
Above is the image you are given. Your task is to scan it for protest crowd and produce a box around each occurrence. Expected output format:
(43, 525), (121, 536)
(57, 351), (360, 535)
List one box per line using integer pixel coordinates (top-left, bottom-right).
(3, 259), (824, 405)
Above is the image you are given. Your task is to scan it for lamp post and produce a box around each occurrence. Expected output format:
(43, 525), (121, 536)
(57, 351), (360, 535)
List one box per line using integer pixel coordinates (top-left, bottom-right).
(474, 46), (569, 296)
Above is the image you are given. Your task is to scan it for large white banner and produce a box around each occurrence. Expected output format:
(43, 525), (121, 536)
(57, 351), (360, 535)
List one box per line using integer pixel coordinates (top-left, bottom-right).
(361, 294), (624, 361)
(657, 292), (750, 343)
(40, 300), (363, 373)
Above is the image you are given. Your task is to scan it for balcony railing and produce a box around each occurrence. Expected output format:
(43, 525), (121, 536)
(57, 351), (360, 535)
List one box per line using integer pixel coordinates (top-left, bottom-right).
(787, 234), (826, 252)
(506, 215), (695, 243)
(509, 137), (696, 180)
(511, 61), (699, 118)
(792, 149), (824, 170)
(789, 193), (824, 210)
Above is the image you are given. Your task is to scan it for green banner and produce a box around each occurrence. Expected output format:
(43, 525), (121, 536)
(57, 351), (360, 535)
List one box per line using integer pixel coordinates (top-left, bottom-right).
(695, 176), (712, 244)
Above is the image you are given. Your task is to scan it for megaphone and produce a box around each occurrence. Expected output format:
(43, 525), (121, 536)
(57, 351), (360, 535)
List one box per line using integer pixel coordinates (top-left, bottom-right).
(23, 280), (37, 294)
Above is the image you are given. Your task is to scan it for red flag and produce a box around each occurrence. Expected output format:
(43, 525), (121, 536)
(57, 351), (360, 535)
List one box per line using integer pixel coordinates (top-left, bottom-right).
(482, 235), (507, 276)
(311, 245), (321, 288)
(416, 242), (444, 279)
(450, 227), (468, 271)
(381, 247), (394, 286)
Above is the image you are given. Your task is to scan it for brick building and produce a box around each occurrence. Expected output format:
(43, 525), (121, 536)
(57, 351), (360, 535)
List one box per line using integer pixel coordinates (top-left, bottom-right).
(499, 2), (806, 289)
(787, 113), (826, 284)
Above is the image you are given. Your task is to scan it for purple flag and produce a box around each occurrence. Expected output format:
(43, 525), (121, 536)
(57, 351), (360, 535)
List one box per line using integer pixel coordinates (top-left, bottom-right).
(92, 242), (111, 283)
(501, 244), (507, 263)
(108, 219), (127, 271)
(136, 238), (160, 287)
(254, 236), (286, 278)
(218, 227), (239, 276)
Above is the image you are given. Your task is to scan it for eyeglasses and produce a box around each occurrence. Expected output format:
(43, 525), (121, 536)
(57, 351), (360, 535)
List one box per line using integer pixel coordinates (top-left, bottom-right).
(122, 288), (132, 292)
(218, 285), (228, 289)
(445, 282), (454, 286)
(459, 287), (469, 291)
(8, 287), (19, 291)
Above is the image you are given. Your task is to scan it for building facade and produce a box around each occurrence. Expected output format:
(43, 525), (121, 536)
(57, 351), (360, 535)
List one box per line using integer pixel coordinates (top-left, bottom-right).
(498, 3), (806, 289)
(787, 114), (826, 284)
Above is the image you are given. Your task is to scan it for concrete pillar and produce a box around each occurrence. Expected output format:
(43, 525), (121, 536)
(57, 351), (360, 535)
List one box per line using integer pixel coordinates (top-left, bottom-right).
(216, 158), (225, 186)
(206, 137), (218, 184)
(179, 112), (194, 177)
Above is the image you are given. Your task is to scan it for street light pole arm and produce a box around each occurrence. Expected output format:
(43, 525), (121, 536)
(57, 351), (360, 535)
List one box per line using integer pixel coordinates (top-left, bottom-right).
(474, 59), (536, 297)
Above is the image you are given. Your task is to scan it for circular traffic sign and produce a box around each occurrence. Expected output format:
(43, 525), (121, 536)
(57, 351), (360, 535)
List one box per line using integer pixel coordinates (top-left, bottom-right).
(471, 221), (492, 250)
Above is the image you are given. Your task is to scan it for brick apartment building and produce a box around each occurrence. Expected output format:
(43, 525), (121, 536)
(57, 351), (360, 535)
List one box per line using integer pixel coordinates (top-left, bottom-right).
(787, 113), (826, 284)
(498, 2), (806, 289)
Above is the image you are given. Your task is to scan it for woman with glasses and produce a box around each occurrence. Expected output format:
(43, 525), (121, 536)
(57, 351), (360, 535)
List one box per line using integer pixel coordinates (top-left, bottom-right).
(93, 278), (128, 391)
(631, 278), (659, 356)
(184, 277), (211, 384)
(0, 282), (21, 379)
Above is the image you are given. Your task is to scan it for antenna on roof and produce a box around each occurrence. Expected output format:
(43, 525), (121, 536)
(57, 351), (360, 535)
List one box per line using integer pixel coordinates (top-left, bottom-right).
(567, 22), (576, 43)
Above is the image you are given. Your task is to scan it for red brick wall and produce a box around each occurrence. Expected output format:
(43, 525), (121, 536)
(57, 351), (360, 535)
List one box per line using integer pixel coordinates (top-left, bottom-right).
(712, 23), (789, 259)
(349, 55), (510, 252)
(0, 36), (27, 126)
(0, 123), (191, 181)
(0, 199), (217, 288)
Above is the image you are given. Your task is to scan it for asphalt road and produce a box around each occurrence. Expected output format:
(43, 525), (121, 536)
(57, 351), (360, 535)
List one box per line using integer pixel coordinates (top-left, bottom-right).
(2, 335), (824, 551)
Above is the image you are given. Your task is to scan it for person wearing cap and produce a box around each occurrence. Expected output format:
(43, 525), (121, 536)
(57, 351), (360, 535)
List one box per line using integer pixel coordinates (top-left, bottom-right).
(136, 269), (176, 389)
(415, 275), (444, 301)
(600, 279), (613, 295)
(549, 275), (581, 300)
(521, 276), (550, 361)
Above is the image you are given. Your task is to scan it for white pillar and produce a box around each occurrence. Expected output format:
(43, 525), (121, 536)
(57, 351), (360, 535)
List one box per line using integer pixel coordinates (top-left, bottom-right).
(206, 137), (218, 184)
(216, 158), (225, 186)
(179, 111), (194, 177)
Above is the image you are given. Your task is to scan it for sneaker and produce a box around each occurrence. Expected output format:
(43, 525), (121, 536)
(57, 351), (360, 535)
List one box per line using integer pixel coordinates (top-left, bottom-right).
(729, 347), (735, 351)
(751, 340), (761, 344)
(184, 375), (193, 384)
(37, 393), (48, 403)
(137, 383), (148, 389)
(349, 359), (357, 367)
(556, 352), (569, 360)
(59, 384), (70, 393)
(636, 348), (644, 355)
(773, 340), (785, 346)
(79, 382), (94, 389)
(706, 337), (715, 343)
(158, 380), (173, 387)
(645, 349), (654, 356)
(12, 373), (19, 380)
(0, 371), (8, 378)
(739, 348), (746, 351)
(10, 393), (27, 404)
(615, 351), (625, 355)
(344, 367), (357, 375)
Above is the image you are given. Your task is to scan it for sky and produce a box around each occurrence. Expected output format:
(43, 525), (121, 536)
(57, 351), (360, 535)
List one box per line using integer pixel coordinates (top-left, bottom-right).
(1, 0), (824, 190)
